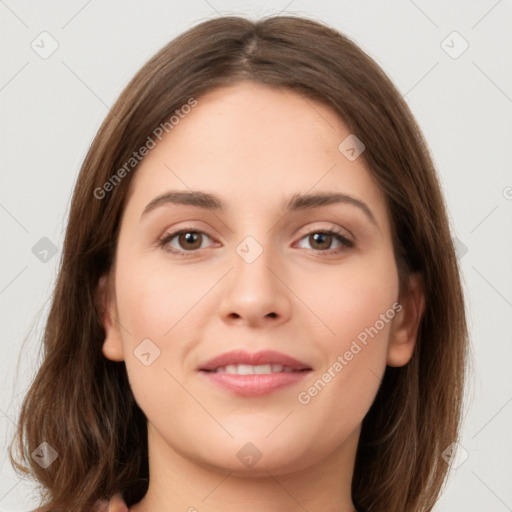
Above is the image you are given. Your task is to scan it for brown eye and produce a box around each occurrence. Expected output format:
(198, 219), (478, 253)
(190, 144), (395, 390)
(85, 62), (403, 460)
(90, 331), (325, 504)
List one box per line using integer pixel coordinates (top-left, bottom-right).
(308, 232), (333, 250)
(296, 229), (353, 253)
(177, 231), (203, 251)
(159, 229), (214, 255)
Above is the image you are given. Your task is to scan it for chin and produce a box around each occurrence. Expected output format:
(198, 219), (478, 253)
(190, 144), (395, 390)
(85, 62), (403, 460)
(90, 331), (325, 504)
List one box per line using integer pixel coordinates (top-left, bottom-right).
(189, 433), (318, 476)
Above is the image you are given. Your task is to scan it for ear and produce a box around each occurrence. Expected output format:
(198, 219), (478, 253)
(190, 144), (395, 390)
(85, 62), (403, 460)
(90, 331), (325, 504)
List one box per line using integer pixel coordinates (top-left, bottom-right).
(386, 273), (425, 367)
(96, 273), (125, 362)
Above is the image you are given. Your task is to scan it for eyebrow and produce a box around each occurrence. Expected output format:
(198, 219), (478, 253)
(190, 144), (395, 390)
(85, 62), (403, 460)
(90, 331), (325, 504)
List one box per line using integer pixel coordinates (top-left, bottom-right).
(141, 190), (377, 226)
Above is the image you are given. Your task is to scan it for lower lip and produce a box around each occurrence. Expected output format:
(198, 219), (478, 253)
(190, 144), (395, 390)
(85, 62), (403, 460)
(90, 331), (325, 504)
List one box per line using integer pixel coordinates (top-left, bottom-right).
(199, 370), (311, 396)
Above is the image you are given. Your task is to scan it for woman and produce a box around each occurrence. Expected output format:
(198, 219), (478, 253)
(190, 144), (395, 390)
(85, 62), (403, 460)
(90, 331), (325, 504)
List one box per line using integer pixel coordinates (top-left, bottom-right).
(10, 14), (467, 512)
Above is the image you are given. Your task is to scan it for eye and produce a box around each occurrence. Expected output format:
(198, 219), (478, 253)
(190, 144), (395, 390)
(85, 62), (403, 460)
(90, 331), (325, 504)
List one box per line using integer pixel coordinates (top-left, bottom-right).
(158, 228), (215, 255)
(158, 226), (354, 257)
(294, 228), (354, 254)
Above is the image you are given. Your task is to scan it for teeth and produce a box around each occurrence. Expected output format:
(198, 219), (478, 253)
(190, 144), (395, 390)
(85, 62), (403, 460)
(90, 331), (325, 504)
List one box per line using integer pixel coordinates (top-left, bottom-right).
(254, 364), (272, 374)
(213, 364), (295, 374)
(237, 364), (254, 375)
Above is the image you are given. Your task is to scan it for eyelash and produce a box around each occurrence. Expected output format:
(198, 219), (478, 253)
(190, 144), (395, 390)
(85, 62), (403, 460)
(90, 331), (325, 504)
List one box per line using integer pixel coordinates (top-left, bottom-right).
(158, 226), (354, 257)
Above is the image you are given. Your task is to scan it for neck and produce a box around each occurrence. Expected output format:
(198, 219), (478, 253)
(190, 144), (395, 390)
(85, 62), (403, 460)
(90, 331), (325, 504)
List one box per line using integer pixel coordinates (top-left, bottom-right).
(130, 423), (360, 512)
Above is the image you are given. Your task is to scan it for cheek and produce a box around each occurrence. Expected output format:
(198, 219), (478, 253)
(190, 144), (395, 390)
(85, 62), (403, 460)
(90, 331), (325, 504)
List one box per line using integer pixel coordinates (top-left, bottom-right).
(114, 267), (188, 427)
(115, 254), (211, 341)
(114, 256), (218, 406)
(295, 248), (399, 348)
(293, 252), (398, 419)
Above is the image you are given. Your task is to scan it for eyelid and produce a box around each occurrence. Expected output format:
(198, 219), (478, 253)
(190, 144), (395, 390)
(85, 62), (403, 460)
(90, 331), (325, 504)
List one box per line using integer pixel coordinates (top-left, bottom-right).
(158, 226), (218, 253)
(295, 222), (354, 242)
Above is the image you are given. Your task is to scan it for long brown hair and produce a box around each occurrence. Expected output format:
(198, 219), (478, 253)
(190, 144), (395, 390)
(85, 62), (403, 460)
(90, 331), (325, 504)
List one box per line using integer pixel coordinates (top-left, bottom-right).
(9, 14), (468, 512)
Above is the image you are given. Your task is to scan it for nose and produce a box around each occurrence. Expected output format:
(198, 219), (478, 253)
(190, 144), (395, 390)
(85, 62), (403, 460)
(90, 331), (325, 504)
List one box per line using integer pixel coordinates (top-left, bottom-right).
(217, 239), (292, 329)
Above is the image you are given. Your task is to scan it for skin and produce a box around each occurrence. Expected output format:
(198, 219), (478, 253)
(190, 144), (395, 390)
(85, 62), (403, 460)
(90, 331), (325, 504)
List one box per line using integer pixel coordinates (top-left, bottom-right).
(97, 81), (425, 512)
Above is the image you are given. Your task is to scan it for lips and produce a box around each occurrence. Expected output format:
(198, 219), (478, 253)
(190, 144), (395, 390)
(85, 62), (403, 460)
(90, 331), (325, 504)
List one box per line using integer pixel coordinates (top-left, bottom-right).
(198, 350), (313, 396)
(198, 350), (312, 372)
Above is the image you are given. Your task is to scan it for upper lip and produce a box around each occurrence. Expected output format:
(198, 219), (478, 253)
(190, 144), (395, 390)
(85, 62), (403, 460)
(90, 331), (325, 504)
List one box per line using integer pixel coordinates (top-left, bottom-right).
(198, 350), (312, 371)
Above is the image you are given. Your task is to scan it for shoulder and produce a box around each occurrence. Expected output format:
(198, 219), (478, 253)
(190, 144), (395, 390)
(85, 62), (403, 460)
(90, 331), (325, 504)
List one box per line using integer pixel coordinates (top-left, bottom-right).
(106, 494), (129, 512)
(29, 494), (128, 512)
(105, 493), (129, 512)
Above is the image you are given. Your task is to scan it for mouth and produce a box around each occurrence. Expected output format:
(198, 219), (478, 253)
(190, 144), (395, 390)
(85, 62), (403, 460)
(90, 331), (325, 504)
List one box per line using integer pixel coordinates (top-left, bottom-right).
(198, 350), (313, 396)
(202, 364), (310, 374)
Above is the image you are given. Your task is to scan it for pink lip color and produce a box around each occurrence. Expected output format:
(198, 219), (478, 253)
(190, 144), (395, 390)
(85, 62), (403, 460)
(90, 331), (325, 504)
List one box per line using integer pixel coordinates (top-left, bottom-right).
(200, 370), (311, 396)
(198, 349), (313, 397)
(199, 349), (311, 371)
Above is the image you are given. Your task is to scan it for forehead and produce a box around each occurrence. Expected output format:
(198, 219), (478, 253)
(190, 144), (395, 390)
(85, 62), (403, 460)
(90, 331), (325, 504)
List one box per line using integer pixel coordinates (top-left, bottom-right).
(123, 81), (390, 228)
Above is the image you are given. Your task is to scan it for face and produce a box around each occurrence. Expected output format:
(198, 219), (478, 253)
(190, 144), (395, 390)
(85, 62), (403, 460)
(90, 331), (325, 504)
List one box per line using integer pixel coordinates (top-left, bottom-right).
(99, 81), (422, 477)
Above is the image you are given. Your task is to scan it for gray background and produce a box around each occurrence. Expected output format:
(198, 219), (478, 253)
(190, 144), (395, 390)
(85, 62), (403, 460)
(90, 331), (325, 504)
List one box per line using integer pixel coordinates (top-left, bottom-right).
(1, 1), (511, 510)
